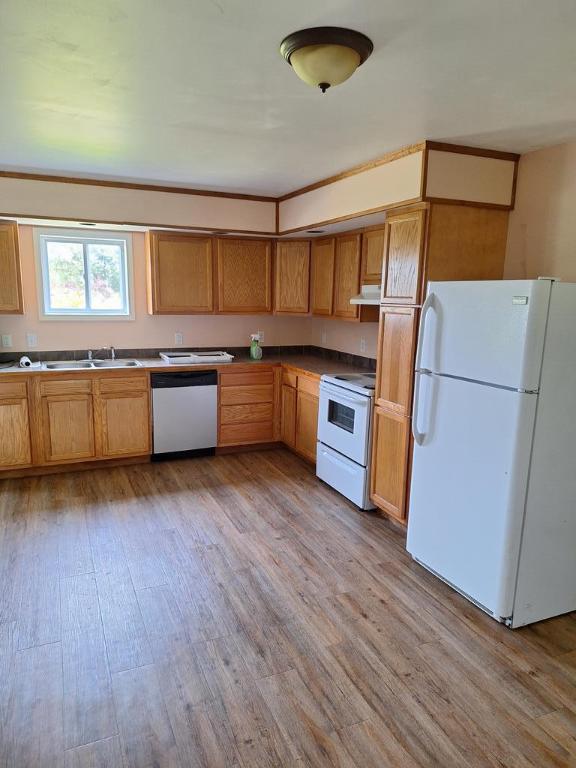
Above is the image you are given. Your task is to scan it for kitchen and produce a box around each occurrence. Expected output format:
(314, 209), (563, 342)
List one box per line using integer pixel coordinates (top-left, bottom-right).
(1, 2), (576, 766)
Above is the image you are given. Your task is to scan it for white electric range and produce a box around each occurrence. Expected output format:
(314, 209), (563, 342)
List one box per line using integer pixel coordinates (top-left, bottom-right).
(316, 372), (376, 510)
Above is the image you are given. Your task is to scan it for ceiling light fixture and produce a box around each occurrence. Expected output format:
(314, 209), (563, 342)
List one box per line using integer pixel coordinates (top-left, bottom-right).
(280, 27), (373, 93)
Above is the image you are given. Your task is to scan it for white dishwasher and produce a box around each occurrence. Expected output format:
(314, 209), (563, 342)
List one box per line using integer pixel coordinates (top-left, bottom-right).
(151, 370), (217, 459)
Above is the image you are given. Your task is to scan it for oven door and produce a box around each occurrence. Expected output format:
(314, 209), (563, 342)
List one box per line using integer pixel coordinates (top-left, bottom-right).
(318, 382), (371, 466)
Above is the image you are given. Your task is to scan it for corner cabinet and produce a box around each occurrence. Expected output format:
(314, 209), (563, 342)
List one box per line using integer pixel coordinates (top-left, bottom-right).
(0, 220), (23, 314)
(147, 231), (214, 314)
(216, 239), (272, 313)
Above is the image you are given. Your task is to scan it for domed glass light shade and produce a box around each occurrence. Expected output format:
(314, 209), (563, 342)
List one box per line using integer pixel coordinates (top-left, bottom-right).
(280, 27), (373, 93)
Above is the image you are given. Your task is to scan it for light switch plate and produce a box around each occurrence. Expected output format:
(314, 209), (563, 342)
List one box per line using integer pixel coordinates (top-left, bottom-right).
(360, 337), (367, 353)
(1, 334), (12, 348)
(174, 331), (183, 346)
(26, 332), (38, 348)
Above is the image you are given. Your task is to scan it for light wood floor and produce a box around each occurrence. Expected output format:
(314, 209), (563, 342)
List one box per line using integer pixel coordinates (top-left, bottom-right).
(0, 448), (575, 767)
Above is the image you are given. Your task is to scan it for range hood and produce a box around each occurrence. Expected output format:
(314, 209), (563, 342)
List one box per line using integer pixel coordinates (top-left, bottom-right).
(349, 284), (381, 305)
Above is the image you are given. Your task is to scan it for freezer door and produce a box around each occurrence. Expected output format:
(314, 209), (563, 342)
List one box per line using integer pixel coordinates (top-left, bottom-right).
(418, 280), (551, 391)
(407, 373), (537, 619)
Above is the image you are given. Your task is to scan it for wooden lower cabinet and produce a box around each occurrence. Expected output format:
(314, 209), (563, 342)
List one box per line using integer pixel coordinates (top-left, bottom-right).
(370, 406), (411, 522)
(41, 394), (96, 463)
(0, 396), (31, 467)
(218, 368), (276, 446)
(280, 384), (297, 448)
(295, 390), (319, 463)
(98, 392), (150, 457)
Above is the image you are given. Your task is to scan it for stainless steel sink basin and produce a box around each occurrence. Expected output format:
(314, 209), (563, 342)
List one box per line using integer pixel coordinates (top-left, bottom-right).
(92, 359), (141, 368)
(44, 361), (94, 370)
(43, 359), (141, 370)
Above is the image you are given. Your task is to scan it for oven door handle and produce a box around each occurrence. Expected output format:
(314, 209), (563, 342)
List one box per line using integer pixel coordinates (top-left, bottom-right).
(320, 386), (369, 408)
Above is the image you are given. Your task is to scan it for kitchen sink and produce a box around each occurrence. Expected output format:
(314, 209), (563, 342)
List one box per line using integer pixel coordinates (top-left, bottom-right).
(91, 359), (141, 368)
(44, 361), (94, 370)
(43, 359), (141, 370)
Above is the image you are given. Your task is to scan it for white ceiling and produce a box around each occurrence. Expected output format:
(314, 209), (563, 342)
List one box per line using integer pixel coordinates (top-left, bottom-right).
(1, 0), (576, 196)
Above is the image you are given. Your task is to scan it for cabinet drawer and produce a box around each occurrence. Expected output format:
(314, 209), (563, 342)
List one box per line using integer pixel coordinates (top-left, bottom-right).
(0, 380), (27, 399)
(282, 370), (297, 388)
(297, 375), (320, 397)
(220, 402), (273, 425)
(220, 384), (273, 405)
(219, 370), (274, 387)
(219, 421), (274, 445)
(39, 378), (93, 396)
(98, 374), (148, 394)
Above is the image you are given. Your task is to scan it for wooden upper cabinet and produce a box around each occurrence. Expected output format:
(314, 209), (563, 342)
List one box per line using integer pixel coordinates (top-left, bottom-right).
(310, 237), (335, 316)
(370, 406), (411, 522)
(0, 220), (23, 314)
(333, 234), (361, 320)
(382, 210), (426, 305)
(375, 306), (418, 415)
(147, 232), (213, 314)
(216, 239), (272, 313)
(274, 240), (310, 314)
(361, 227), (386, 284)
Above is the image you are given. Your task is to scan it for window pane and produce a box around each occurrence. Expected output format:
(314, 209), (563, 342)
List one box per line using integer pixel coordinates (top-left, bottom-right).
(87, 243), (124, 310)
(46, 241), (86, 309)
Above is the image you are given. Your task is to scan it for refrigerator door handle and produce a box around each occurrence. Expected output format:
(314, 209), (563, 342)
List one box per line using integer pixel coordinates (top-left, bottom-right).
(413, 292), (436, 445)
(415, 291), (436, 374)
(412, 370), (429, 445)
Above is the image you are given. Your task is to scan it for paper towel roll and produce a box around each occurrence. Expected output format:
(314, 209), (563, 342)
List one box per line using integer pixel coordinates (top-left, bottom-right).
(19, 356), (32, 368)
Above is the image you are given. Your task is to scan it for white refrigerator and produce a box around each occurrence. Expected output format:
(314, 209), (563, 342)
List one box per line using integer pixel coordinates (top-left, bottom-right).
(407, 279), (576, 628)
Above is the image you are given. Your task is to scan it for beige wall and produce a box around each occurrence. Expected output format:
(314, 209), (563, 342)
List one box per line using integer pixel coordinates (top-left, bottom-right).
(505, 141), (576, 280)
(0, 225), (378, 358)
(426, 150), (516, 207)
(0, 177), (276, 233)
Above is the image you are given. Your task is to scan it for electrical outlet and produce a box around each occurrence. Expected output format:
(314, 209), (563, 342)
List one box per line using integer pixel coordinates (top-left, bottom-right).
(174, 331), (183, 346)
(1, 334), (12, 348)
(26, 332), (38, 348)
(321, 330), (327, 345)
(360, 337), (367, 354)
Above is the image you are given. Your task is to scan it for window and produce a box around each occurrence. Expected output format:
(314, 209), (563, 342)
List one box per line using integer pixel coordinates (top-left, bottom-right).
(37, 229), (132, 318)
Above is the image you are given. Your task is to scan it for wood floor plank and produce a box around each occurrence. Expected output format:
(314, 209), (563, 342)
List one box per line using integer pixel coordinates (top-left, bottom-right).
(4, 642), (64, 768)
(112, 664), (183, 768)
(64, 735), (125, 768)
(96, 568), (153, 674)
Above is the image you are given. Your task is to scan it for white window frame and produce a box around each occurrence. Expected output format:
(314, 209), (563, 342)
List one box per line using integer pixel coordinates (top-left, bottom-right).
(35, 228), (134, 320)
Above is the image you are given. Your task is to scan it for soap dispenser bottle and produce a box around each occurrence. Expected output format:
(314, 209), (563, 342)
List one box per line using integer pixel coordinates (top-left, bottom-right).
(250, 333), (262, 360)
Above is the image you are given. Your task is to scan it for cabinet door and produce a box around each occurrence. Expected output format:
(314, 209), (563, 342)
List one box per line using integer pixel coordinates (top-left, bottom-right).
(274, 240), (310, 314)
(147, 232), (213, 313)
(382, 210), (426, 305)
(98, 392), (150, 457)
(0, 398), (31, 466)
(333, 234), (361, 320)
(281, 384), (297, 448)
(0, 220), (23, 314)
(310, 238), (335, 316)
(361, 227), (386, 284)
(41, 395), (96, 462)
(216, 239), (272, 313)
(375, 306), (418, 415)
(370, 407), (411, 522)
(295, 391), (319, 463)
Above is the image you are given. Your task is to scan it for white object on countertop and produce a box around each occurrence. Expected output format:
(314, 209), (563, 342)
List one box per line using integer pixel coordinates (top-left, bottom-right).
(407, 279), (576, 628)
(19, 356), (41, 368)
(159, 351), (234, 364)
